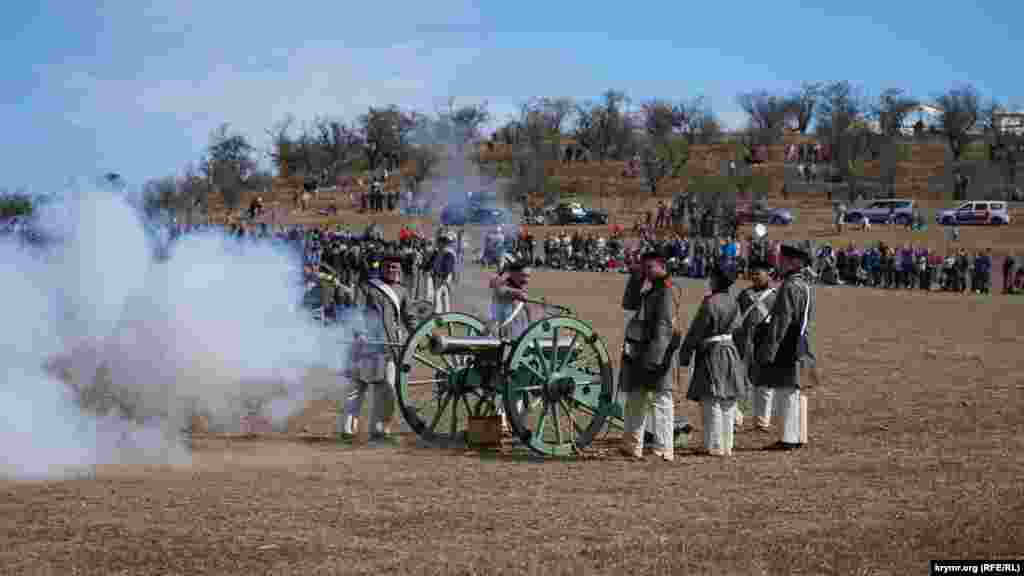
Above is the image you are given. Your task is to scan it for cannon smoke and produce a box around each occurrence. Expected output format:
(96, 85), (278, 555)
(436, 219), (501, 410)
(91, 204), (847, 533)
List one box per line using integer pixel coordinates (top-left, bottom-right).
(1, 188), (353, 479)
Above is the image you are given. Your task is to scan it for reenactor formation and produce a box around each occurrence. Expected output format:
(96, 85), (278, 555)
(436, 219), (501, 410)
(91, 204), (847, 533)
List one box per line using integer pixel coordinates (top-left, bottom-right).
(252, 214), (817, 457)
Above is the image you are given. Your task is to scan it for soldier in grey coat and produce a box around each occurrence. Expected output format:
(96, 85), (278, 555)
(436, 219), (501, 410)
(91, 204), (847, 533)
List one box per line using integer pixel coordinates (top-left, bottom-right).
(339, 254), (410, 442)
(756, 244), (815, 450)
(734, 260), (777, 431)
(679, 264), (746, 456)
(620, 250), (678, 461)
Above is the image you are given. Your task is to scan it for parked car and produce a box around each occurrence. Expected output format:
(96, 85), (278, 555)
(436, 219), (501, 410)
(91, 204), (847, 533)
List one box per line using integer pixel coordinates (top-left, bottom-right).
(547, 202), (608, 225)
(735, 203), (794, 225)
(440, 202), (510, 226)
(936, 200), (1011, 226)
(845, 199), (916, 225)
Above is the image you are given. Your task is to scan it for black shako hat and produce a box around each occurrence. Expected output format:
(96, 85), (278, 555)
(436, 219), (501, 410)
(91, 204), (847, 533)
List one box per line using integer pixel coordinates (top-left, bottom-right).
(504, 258), (530, 272)
(380, 252), (404, 265)
(640, 248), (667, 262)
(780, 243), (811, 263)
(749, 259), (773, 271)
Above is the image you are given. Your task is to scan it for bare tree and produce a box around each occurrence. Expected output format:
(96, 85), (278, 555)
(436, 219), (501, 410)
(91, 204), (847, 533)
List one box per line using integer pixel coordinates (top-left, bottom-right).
(640, 99), (690, 180)
(677, 95), (720, 145)
(359, 105), (416, 171)
(201, 124), (256, 210)
(816, 81), (865, 183)
(935, 84), (981, 161)
(141, 175), (181, 220)
(267, 115), (297, 178)
(405, 145), (439, 196)
(311, 117), (363, 183)
(872, 88), (919, 137)
(784, 82), (821, 134)
(520, 96), (575, 138)
(642, 100), (682, 144)
(737, 90), (788, 144)
(436, 99), (491, 153)
(574, 90), (632, 162)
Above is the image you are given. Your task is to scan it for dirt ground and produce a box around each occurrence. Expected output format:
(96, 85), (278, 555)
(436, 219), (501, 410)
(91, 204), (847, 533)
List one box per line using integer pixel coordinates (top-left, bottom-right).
(4, 262), (1023, 574)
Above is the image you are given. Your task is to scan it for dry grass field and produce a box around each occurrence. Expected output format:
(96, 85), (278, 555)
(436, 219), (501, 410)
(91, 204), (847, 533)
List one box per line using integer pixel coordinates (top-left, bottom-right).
(3, 263), (1023, 575)
(4, 143), (1022, 574)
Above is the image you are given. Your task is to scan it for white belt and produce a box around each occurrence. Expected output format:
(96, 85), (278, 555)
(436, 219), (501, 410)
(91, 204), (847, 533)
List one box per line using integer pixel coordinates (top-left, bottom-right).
(703, 334), (733, 345)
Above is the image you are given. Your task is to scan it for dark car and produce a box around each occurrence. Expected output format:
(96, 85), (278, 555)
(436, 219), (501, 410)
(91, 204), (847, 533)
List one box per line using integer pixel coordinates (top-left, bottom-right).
(735, 203), (794, 225)
(440, 202), (510, 226)
(548, 202), (608, 225)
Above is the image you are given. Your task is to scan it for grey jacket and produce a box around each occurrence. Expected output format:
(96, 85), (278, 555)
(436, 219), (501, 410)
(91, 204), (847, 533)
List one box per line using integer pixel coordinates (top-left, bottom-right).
(679, 290), (746, 401)
(354, 279), (409, 357)
(734, 286), (777, 388)
(755, 268), (816, 389)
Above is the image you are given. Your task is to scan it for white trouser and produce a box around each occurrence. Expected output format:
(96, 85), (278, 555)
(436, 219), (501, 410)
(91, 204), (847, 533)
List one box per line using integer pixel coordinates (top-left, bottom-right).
(773, 386), (801, 444)
(616, 390), (655, 436)
(753, 385), (775, 428)
(623, 388), (674, 458)
(433, 281), (451, 314)
(702, 396), (737, 455)
(425, 276), (435, 301)
(338, 357), (397, 436)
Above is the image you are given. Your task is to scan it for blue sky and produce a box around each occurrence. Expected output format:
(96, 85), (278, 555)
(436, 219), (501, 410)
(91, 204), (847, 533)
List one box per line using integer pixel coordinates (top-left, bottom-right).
(2, 0), (1021, 192)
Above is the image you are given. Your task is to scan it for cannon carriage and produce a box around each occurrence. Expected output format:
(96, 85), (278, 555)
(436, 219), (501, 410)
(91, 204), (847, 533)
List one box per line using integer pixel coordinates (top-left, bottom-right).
(393, 308), (619, 457)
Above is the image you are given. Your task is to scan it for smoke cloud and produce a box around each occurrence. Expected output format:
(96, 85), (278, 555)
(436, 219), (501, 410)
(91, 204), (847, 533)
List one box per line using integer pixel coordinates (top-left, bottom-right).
(1, 188), (350, 480)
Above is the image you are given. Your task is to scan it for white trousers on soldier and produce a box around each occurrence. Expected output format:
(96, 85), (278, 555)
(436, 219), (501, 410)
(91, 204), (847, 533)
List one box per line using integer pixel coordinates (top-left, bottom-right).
(773, 386), (801, 444)
(433, 282), (451, 314)
(425, 276), (435, 301)
(616, 390), (655, 436)
(702, 396), (736, 455)
(623, 388), (673, 458)
(338, 359), (397, 436)
(753, 386), (774, 428)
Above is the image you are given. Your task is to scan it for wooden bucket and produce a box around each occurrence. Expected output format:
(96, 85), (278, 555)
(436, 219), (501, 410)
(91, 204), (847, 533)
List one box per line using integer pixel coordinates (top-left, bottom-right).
(467, 416), (503, 448)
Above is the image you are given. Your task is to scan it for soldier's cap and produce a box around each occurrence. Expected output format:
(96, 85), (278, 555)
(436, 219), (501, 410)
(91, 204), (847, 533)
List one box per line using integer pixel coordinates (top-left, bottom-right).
(712, 262), (738, 286)
(380, 253), (404, 265)
(749, 260), (773, 271)
(780, 243), (812, 262)
(504, 259), (530, 272)
(640, 249), (667, 262)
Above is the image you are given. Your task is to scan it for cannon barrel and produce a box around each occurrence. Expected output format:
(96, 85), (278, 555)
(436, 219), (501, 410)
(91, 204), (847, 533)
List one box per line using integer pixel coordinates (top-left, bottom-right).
(429, 335), (504, 355)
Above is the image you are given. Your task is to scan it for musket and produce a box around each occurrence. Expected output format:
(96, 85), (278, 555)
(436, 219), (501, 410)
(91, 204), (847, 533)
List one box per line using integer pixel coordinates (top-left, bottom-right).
(521, 297), (574, 316)
(338, 338), (405, 348)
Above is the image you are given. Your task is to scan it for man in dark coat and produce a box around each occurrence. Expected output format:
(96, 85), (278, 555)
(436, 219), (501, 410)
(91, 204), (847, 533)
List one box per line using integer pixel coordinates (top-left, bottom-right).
(755, 243), (816, 450)
(734, 260), (777, 431)
(432, 231), (458, 313)
(619, 250), (678, 461)
(679, 263), (746, 456)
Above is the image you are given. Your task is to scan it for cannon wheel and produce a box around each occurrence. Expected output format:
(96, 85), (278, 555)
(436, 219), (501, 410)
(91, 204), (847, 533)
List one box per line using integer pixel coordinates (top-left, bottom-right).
(502, 315), (615, 457)
(396, 312), (490, 447)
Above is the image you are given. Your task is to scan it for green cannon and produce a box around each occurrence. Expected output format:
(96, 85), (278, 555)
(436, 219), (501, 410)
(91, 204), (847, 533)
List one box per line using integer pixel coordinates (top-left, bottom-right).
(391, 304), (690, 458)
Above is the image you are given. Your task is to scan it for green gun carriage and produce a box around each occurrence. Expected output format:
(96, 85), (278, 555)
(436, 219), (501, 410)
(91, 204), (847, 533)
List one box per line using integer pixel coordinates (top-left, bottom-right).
(391, 303), (689, 458)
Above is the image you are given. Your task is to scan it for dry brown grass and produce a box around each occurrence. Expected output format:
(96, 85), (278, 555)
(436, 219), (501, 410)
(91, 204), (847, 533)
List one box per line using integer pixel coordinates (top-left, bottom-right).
(3, 263), (1023, 575)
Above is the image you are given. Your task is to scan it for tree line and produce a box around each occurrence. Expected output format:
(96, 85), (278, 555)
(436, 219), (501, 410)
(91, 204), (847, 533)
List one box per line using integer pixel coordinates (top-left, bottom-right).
(130, 82), (1017, 218)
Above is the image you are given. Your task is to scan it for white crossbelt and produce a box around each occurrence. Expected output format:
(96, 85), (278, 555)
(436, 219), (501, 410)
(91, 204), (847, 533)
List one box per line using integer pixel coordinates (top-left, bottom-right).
(703, 334), (733, 345)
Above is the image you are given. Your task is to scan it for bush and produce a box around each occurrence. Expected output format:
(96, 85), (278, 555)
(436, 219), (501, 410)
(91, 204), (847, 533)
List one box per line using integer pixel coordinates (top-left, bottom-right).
(0, 194), (33, 219)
